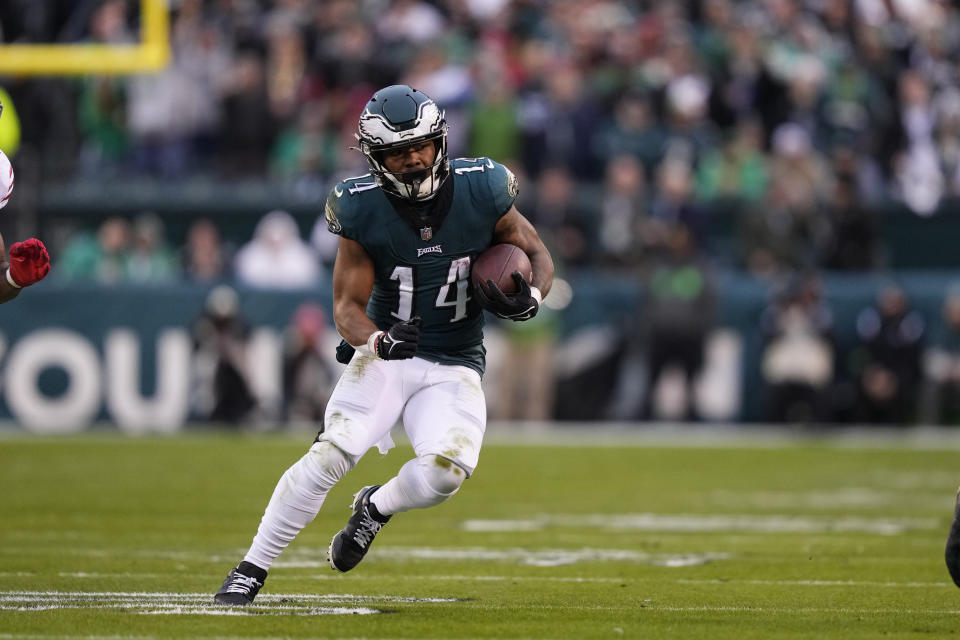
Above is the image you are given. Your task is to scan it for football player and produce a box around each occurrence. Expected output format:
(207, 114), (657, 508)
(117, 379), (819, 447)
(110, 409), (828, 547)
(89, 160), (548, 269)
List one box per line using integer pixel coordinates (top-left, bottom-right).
(0, 148), (50, 303)
(947, 490), (960, 586)
(215, 85), (554, 605)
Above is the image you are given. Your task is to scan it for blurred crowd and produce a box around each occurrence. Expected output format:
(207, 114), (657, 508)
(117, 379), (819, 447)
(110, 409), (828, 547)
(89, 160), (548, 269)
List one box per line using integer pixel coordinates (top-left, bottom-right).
(5, 0), (960, 425)
(4, 0), (960, 277)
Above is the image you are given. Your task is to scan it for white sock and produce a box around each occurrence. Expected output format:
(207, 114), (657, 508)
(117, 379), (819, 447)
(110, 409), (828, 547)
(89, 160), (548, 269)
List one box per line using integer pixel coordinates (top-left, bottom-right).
(243, 442), (353, 571)
(371, 455), (465, 515)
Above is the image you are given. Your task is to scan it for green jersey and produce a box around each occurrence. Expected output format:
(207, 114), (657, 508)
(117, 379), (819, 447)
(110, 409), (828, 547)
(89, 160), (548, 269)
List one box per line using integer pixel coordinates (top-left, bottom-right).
(324, 157), (520, 376)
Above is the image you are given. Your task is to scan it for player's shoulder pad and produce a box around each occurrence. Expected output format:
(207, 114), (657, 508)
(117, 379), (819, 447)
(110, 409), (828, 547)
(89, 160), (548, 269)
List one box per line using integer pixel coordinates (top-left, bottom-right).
(451, 157), (518, 215)
(324, 173), (380, 236)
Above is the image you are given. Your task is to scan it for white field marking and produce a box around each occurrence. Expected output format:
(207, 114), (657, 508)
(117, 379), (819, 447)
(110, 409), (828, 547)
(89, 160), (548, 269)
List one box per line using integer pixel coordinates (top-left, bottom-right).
(0, 591), (459, 617)
(0, 636), (165, 640)
(461, 513), (937, 535)
(708, 488), (947, 510)
(676, 578), (952, 588)
(274, 548), (730, 568)
(138, 606), (380, 616)
(651, 605), (960, 615)
(57, 572), (162, 578)
(273, 574), (631, 584)
(0, 572), (34, 577)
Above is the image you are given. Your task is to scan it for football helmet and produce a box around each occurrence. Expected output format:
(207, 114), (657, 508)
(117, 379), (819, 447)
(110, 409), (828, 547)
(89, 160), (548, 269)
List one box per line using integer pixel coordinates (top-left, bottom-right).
(355, 85), (449, 202)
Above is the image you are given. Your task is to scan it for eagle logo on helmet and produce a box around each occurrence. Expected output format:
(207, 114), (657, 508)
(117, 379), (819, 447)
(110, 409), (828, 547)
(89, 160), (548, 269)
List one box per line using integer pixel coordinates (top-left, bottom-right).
(355, 85), (450, 202)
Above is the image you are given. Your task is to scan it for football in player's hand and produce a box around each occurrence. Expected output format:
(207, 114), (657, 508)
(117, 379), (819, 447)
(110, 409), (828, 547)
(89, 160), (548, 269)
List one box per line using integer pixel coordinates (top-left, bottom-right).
(471, 244), (532, 296)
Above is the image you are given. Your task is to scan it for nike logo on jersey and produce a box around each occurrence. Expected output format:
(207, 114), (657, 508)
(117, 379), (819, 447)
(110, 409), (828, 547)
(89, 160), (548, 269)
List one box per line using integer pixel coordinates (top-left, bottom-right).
(417, 244), (443, 257)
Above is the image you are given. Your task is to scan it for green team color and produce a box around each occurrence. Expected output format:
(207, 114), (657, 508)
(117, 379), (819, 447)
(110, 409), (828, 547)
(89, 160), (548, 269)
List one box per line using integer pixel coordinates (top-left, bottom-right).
(324, 157), (519, 376)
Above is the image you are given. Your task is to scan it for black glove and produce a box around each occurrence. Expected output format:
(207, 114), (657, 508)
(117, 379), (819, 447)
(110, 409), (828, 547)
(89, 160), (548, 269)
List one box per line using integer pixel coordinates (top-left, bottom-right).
(473, 272), (539, 321)
(335, 340), (356, 364)
(374, 317), (421, 360)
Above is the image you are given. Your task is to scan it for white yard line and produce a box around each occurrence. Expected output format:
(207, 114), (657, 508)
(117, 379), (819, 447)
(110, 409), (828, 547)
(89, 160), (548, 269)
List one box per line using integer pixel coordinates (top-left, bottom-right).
(651, 605), (960, 614)
(56, 573), (163, 578)
(273, 574), (632, 583)
(274, 548), (731, 568)
(0, 591), (460, 617)
(676, 578), (952, 588)
(707, 488), (949, 510)
(276, 574), (956, 589)
(461, 513), (937, 535)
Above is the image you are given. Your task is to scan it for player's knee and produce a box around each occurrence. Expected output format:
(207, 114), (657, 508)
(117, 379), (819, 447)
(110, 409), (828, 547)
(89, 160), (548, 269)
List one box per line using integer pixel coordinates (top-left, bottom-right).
(417, 454), (466, 497)
(305, 441), (354, 485)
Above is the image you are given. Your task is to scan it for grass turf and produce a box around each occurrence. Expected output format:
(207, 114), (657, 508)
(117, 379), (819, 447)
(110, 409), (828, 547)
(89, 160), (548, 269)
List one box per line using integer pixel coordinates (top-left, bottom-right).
(0, 429), (958, 638)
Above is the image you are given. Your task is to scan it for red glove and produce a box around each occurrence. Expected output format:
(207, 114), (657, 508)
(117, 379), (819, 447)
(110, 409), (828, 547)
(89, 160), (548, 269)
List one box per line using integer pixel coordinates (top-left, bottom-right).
(7, 238), (50, 288)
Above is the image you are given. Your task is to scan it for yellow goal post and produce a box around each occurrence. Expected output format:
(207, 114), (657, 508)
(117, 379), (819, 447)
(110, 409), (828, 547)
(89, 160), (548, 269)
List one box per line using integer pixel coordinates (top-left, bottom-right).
(0, 0), (169, 76)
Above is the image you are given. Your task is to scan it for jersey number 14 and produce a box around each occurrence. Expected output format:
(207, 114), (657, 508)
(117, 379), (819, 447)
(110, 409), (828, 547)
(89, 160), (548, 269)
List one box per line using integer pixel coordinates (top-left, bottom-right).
(390, 257), (472, 323)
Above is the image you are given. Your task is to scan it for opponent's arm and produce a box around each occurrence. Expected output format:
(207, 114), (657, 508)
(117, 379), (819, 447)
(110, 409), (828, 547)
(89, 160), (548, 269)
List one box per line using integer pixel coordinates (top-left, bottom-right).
(477, 206), (555, 321)
(0, 150), (50, 303)
(332, 236), (419, 360)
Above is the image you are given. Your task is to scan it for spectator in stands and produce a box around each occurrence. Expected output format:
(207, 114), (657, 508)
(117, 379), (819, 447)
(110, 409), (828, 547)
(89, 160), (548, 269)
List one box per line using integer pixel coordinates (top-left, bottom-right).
(924, 288), (960, 424)
(639, 222), (715, 422)
(190, 285), (257, 424)
(741, 124), (831, 278)
(935, 88), (960, 198)
(759, 274), (836, 423)
(467, 72), (519, 165)
(58, 216), (131, 283)
(126, 212), (180, 283)
(309, 215), (339, 272)
(234, 209), (320, 290)
(517, 63), (603, 181)
(264, 19), (312, 128)
(270, 101), (339, 186)
(694, 118), (769, 205)
(402, 45), (472, 156)
(75, 0), (132, 178)
(892, 70), (944, 216)
(183, 218), (230, 283)
(650, 157), (707, 250)
(219, 50), (276, 178)
(599, 92), (667, 180)
(282, 303), (337, 426)
(523, 165), (592, 267)
(597, 154), (650, 268)
(662, 70), (717, 169)
(851, 284), (926, 424)
(821, 176), (882, 271)
(489, 304), (561, 423)
(126, 1), (229, 179)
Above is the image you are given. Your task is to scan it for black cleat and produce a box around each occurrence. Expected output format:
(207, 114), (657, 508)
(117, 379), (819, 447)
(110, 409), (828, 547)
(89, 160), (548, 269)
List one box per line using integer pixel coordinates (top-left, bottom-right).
(946, 487), (960, 587)
(214, 562), (267, 605)
(328, 485), (391, 573)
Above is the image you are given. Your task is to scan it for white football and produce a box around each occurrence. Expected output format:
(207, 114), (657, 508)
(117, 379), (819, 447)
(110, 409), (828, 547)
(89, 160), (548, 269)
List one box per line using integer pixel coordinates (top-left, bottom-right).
(0, 149), (12, 209)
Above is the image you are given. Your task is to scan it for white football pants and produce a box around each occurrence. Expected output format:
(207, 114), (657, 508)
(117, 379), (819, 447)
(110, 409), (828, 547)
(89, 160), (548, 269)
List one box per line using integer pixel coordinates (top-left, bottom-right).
(242, 354), (486, 571)
(320, 353), (487, 475)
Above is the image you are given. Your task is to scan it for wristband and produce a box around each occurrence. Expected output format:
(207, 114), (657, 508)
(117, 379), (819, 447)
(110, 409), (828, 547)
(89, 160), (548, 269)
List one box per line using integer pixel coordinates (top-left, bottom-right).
(353, 330), (384, 358)
(530, 286), (542, 305)
(5, 268), (21, 289)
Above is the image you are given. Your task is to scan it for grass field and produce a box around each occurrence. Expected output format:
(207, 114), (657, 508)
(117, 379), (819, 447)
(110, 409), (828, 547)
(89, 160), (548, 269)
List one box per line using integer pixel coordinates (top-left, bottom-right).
(1, 426), (960, 639)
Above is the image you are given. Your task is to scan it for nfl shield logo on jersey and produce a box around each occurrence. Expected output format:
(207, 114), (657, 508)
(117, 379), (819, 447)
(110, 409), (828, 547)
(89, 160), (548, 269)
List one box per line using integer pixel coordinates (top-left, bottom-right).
(420, 226), (433, 241)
